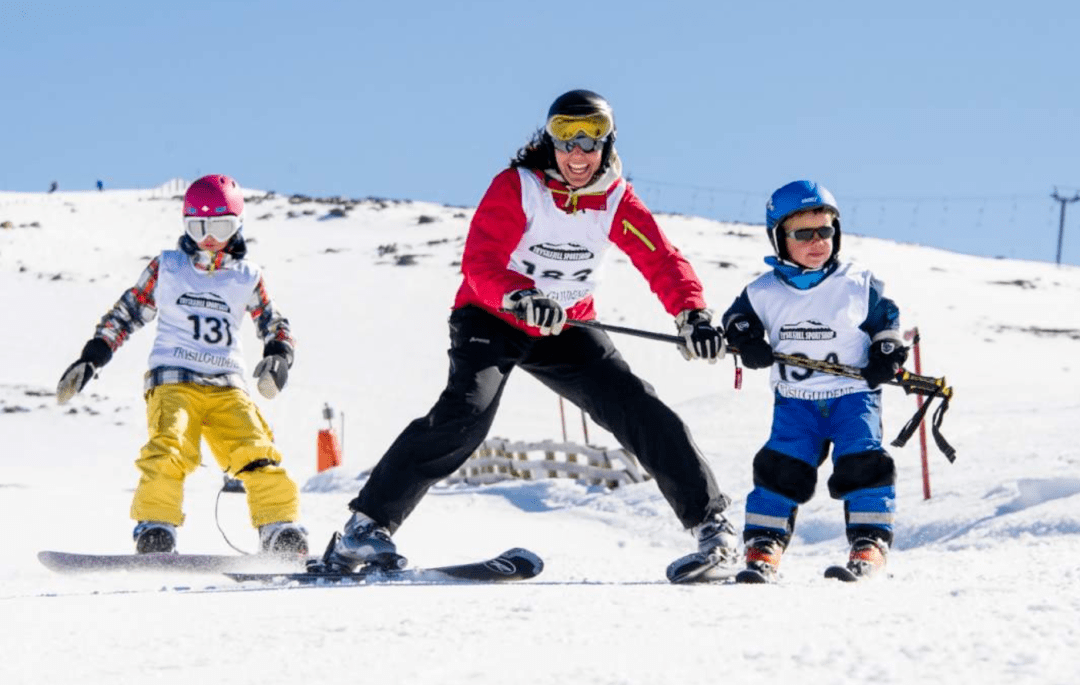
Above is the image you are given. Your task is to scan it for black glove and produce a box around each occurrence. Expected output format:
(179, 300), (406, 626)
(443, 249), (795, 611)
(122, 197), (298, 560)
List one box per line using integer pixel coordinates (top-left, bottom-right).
(56, 338), (113, 404)
(675, 309), (724, 362)
(861, 337), (908, 388)
(254, 340), (293, 399)
(725, 316), (774, 369)
(502, 289), (567, 336)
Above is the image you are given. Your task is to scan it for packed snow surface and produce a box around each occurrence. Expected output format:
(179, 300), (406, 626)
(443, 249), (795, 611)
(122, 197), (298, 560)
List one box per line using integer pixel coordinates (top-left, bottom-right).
(1, 188), (1078, 684)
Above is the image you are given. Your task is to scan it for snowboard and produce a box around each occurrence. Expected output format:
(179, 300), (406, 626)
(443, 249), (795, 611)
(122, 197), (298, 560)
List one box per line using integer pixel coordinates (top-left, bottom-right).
(38, 550), (310, 575)
(226, 547), (544, 586)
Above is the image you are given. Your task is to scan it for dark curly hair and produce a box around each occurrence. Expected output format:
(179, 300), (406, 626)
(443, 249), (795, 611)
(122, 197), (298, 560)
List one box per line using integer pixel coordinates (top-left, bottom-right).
(509, 128), (555, 171)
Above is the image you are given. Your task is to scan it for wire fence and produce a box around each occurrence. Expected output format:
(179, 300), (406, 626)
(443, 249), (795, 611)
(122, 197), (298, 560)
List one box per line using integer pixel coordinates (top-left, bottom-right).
(630, 178), (1080, 266)
(5, 178), (1079, 265)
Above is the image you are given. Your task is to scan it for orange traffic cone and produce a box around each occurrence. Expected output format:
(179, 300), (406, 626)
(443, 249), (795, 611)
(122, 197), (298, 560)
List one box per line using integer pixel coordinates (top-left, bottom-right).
(317, 402), (343, 472)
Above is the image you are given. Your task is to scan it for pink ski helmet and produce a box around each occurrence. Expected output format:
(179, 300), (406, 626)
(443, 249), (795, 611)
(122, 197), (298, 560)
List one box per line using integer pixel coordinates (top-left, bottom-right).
(183, 174), (244, 218)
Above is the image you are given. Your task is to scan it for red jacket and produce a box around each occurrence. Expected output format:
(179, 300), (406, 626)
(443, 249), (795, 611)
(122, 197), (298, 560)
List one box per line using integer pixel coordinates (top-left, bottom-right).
(453, 167), (708, 335)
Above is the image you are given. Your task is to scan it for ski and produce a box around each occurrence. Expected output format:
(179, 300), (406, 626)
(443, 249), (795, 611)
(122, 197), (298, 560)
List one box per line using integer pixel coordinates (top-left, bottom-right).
(225, 547), (544, 586)
(824, 565), (861, 582)
(823, 564), (889, 582)
(734, 568), (775, 584)
(666, 551), (740, 584)
(825, 542), (888, 582)
(38, 550), (310, 575)
(824, 562), (887, 582)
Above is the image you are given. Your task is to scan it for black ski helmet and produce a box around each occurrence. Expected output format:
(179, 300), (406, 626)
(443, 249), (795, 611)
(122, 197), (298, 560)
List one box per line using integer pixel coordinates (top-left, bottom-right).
(544, 89), (617, 171)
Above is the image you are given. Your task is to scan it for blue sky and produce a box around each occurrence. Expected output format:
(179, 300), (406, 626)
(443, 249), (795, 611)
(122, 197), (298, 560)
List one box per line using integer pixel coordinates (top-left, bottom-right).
(4, 1), (1079, 264)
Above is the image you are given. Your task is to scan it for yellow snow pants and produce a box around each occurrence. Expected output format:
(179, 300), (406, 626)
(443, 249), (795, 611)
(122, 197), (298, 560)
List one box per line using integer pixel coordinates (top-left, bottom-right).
(130, 383), (300, 528)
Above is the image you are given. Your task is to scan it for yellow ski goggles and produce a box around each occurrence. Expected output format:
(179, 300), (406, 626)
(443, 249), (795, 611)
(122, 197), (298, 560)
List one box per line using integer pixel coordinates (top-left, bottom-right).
(545, 113), (613, 142)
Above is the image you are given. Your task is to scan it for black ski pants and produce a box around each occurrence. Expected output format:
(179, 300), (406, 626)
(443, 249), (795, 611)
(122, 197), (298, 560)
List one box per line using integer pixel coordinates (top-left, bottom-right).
(350, 306), (730, 532)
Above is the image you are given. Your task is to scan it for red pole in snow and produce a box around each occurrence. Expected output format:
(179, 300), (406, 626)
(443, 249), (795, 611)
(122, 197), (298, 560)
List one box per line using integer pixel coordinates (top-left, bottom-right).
(904, 328), (931, 500)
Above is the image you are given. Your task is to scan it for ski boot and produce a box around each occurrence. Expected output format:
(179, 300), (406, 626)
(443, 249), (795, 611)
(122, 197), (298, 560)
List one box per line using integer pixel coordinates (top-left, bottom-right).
(695, 512), (740, 562)
(735, 536), (783, 584)
(259, 522), (310, 556)
(667, 513), (740, 583)
(133, 521), (177, 554)
(308, 512), (405, 574)
(825, 536), (889, 582)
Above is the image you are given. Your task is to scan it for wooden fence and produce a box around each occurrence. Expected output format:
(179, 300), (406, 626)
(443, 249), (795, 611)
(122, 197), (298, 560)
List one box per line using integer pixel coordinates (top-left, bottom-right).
(445, 438), (651, 489)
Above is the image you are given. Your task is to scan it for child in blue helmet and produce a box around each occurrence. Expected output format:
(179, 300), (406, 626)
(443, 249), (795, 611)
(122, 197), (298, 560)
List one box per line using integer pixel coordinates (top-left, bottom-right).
(721, 180), (908, 583)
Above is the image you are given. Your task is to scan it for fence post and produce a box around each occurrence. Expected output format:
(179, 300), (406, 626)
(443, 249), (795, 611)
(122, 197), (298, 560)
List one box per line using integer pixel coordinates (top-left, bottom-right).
(558, 397), (568, 442)
(903, 328), (931, 500)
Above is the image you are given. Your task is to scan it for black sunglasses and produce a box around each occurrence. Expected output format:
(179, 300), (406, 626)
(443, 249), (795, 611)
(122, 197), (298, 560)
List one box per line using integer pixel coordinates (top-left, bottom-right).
(551, 134), (607, 153)
(785, 225), (835, 242)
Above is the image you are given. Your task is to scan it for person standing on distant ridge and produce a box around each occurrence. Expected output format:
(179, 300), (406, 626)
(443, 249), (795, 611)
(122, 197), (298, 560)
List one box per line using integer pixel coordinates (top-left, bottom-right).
(56, 174), (308, 556)
(721, 180), (907, 583)
(320, 89), (739, 578)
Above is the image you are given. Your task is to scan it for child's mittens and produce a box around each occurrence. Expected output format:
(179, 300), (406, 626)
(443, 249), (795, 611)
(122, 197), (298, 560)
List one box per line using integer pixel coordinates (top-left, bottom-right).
(724, 317), (774, 369)
(254, 355), (289, 399)
(860, 338), (908, 388)
(56, 338), (112, 404)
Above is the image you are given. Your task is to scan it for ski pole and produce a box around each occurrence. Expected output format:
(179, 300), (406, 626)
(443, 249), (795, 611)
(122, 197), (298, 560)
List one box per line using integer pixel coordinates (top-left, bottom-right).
(567, 318), (957, 461)
(768, 351), (952, 398)
(567, 318), (684, 344)
(568, 319), (949, 396)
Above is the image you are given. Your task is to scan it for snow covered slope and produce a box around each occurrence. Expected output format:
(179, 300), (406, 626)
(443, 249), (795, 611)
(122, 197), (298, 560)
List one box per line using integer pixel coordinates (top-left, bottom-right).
(1, 188), (1078, 684)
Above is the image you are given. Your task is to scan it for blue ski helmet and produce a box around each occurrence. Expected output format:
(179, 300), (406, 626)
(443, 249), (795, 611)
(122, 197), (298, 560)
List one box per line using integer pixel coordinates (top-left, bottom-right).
(765, 180), (841, 262)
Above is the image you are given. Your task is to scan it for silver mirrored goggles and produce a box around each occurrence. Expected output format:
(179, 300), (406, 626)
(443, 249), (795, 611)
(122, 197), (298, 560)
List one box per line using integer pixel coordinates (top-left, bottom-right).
(184, 215), (241, 242)
(550, 133), (608, 153)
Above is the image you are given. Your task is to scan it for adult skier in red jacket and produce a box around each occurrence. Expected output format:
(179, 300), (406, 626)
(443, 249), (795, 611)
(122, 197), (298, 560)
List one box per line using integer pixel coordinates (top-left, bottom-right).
(325, 90), (738, 576)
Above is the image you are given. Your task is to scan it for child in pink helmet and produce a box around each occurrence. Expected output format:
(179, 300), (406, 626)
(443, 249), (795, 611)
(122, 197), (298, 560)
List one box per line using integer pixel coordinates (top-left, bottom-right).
(57, 174), (307, 555)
